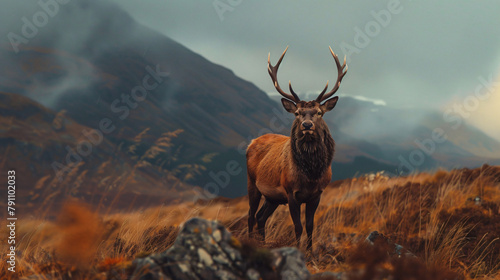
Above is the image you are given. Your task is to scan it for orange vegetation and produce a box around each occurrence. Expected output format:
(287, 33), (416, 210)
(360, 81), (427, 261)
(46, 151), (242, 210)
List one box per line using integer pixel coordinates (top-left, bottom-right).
(1, 165), (499, 279)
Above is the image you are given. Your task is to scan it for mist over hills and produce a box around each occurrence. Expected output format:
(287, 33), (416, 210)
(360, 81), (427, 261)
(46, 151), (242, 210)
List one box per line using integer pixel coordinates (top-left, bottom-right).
(1, 0), (499, 204)
(270, 93), (500, 178)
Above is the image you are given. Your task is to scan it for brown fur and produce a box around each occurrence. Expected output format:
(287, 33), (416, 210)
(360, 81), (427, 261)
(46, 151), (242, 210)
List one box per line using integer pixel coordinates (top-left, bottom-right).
(246, 100), (337, 249)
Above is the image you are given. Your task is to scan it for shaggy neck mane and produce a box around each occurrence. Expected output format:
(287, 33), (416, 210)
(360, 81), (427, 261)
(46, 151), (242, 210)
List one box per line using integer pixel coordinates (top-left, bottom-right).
(290, 121), (335, 180)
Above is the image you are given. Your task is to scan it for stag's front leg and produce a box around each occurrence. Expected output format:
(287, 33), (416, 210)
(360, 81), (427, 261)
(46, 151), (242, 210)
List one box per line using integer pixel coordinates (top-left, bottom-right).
(288, 193), (303, 247)
(305, 196), (320, 251)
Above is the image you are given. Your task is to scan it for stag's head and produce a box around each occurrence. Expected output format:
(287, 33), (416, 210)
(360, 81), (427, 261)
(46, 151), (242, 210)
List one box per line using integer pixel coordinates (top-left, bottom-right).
(268, 46), (347, 141)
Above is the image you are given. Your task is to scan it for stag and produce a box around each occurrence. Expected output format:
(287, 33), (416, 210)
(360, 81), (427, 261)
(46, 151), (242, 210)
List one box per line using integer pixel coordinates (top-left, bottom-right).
(246, 46), (347, 250)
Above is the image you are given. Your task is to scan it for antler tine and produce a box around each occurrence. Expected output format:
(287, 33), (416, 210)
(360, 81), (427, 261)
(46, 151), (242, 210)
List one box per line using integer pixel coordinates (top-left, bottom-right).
(316, 46), (348, 103)
(268, 46), (300, 103)
(317, 80), (329, 98)
(288, 81), (299, 99)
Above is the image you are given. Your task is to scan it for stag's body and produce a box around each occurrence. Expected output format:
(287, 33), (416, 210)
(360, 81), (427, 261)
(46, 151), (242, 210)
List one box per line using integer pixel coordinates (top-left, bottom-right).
(247, 131), (334, 200)
(247, 46), (347, 250)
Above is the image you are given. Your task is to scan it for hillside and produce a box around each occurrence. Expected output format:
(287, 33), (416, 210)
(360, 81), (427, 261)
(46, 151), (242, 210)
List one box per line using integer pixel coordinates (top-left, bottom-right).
(1, 165), (499, 279)
(0, 91), (201, 213)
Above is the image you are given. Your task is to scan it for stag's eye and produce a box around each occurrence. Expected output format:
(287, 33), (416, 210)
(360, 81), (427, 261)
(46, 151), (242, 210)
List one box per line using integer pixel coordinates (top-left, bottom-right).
(317, 111), (322, 116)
(294, 112), (299, 116)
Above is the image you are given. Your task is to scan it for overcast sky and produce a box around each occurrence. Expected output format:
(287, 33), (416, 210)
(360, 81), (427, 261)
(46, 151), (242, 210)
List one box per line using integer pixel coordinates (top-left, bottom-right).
(111, 0), (500, 107)
(110, 0), (500, 140)
(2, 0), (499, 140)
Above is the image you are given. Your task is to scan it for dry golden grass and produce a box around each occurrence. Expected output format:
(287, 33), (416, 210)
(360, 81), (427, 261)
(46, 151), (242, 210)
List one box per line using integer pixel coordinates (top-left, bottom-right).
(1, 165), (499, 279)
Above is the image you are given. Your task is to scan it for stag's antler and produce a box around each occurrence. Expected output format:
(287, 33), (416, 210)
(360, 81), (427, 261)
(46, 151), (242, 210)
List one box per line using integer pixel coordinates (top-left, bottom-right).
(316, 46), (348, 103)
(268, 46), (301, 103)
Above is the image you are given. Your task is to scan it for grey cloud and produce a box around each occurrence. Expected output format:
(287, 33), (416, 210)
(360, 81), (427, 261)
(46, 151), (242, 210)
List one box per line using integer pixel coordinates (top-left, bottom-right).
(112, 0), (500, 109)
(1, 0), (499, 138)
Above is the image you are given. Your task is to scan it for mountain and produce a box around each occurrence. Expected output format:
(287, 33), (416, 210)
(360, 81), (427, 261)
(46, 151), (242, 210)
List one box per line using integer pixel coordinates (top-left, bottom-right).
(0, 0), (286, 199)
(0, 1), (279, 154)
(1, 0), (499, 205)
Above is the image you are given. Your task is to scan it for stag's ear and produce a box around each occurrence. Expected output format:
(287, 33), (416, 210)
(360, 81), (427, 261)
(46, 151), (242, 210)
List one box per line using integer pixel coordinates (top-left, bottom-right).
(281, 98), (297, 113)
(321, 96), (339, 112)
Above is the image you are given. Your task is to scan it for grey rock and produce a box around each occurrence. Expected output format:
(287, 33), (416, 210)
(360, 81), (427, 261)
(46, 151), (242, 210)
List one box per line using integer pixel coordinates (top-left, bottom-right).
(131, 218), (310, 280)
(272, 247), (310, 280)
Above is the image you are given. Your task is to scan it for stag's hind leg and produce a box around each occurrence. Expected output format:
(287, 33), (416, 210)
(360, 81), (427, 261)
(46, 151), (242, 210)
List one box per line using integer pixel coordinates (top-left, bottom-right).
(256, 200), (279, 241)
(247, 175), (261, 236)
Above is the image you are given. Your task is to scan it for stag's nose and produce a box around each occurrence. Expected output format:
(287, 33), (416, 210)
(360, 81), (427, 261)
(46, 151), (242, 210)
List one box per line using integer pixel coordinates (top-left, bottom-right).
(302, 121), (313, 130)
